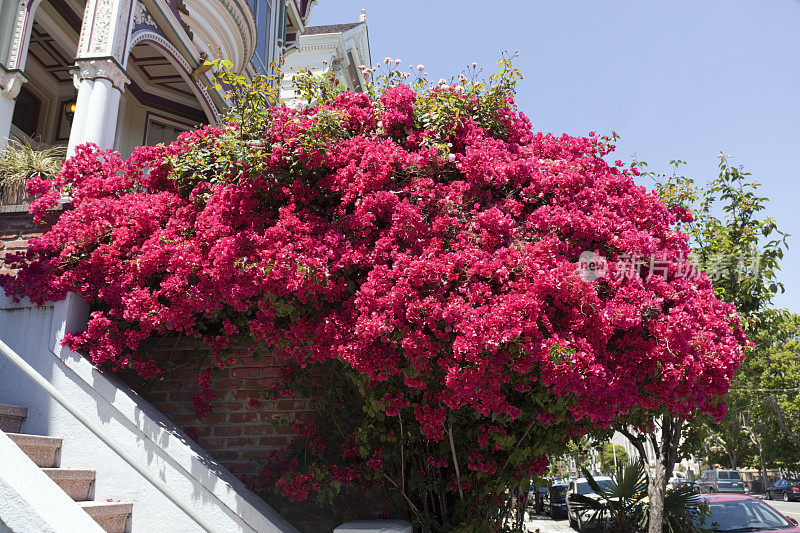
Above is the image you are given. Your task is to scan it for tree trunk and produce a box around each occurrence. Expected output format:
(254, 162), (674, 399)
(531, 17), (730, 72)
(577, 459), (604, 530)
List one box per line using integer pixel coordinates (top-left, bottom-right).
(727, 450), (737, 470)
(648, 458), (668, 533)
(619, 415), (684, 533)
(742, 410), (769, 493)
(757, 445), (768, 493)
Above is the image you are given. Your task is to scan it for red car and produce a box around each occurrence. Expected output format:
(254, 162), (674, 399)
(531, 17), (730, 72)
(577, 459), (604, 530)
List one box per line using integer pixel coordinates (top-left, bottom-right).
(700, 493), (800, 532)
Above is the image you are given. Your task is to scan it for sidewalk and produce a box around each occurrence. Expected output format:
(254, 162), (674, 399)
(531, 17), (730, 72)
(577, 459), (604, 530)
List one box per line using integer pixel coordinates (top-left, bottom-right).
(527, 512), (573, 533)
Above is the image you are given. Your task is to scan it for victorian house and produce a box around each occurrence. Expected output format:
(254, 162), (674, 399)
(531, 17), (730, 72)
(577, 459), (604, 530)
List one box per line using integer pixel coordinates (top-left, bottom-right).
(0, 0), (370, 155)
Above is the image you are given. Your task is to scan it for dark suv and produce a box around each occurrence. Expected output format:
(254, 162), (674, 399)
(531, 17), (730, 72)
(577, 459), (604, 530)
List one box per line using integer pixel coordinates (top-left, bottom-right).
(698, 469), (746, 494)
(543, 483), (568, 518)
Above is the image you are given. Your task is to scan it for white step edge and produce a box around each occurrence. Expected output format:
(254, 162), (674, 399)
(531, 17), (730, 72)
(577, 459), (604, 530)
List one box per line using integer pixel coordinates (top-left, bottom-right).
(0, 429), (105, 533)
(1, 292), (298, 533)
(335, 520), (414, 532)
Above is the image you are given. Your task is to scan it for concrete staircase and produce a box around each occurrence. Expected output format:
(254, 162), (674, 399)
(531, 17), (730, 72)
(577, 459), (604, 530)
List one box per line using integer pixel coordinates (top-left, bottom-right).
(0, 402), (133, 533)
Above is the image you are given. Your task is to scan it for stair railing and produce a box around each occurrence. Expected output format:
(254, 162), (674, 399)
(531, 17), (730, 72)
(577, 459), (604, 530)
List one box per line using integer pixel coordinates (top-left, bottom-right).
(0, 337), (223, 533)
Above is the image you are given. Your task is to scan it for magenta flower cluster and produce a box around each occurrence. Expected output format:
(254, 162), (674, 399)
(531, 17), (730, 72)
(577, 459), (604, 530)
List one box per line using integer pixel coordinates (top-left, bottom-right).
(3, 84), (746, 470)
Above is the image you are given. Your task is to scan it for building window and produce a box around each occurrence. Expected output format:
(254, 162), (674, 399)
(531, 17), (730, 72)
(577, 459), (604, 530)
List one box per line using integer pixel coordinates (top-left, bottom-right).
(12, 87), (40, 137)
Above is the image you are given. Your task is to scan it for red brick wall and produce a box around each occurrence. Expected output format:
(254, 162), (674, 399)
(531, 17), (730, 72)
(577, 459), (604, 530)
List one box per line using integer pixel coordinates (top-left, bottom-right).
(136, 339), (339, 531)
(0, 206), (45, 277)
(135, 337), (314, 480)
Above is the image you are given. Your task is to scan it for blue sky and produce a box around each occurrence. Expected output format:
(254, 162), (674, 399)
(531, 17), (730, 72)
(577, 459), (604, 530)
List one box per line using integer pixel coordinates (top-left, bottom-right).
(310, 1), (800, 313)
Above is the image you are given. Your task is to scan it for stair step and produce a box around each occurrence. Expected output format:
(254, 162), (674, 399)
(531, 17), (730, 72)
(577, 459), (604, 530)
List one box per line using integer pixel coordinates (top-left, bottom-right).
(42, 468), (96, 501)
(6, 433), (62, 467)
(0, 403), (27, 433)
(78, 501), (133, 533)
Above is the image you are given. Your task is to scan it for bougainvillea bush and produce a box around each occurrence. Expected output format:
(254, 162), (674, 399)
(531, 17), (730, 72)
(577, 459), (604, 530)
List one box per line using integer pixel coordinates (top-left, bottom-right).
(1, 60), (748, 530)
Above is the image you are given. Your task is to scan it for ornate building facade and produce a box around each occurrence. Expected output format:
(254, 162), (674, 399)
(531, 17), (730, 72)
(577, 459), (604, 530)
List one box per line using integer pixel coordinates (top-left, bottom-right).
(0, 0), (370, 156)
(0, 3), (375, 531)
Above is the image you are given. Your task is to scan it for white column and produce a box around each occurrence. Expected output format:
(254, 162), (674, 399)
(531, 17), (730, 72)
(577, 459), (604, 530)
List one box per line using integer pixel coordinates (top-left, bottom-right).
(66, 59), (129, 155)
(0, 68), (26, 148)
(102, 82), (122, 149)
(66, 77), (93, 152)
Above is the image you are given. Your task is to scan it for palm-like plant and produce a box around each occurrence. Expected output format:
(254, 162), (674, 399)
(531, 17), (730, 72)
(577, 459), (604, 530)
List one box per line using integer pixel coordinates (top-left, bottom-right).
(0, 139), (65, 204)
(570, 459), (710, 532)
(642, 484), (710, 533)
(569, 460), (647, 532)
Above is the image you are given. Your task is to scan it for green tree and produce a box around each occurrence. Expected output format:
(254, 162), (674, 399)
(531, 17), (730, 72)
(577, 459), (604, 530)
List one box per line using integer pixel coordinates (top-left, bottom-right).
(566, 437), (592, 477)
(618, 155), (789, 531)
(600, 443), (630, 475)
(751, 312), (800, 474)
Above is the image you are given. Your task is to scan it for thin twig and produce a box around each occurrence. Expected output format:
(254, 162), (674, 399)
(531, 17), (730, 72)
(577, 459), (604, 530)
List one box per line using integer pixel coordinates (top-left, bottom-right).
(502, 417), (536, 472)
(447, 423), (464, 501)
(400, 414), (406, 495)
(382, 473), (423, 525)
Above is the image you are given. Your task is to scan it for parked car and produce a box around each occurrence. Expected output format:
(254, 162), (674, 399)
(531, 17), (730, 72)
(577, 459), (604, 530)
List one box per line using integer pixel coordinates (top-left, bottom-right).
(766, 479), (800, 502)
(543, 483), (568, 519)
(668, 477), (699, 492)
(698, 469), (747, 494)
(527, 485), (548, 514)
(698, 493), (800, 532)
(566, 476), (613, 532)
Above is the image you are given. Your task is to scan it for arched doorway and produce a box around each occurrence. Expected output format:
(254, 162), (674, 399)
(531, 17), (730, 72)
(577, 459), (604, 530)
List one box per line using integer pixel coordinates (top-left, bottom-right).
(116, 37), (217, 156)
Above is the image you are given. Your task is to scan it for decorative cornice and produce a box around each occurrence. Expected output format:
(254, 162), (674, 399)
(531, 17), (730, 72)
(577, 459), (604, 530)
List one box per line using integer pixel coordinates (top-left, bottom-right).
(133, 0), (156, 27)
(128, 30), (220, 123)
(0, 66), (28, 100)
(71, 57), (131, 91)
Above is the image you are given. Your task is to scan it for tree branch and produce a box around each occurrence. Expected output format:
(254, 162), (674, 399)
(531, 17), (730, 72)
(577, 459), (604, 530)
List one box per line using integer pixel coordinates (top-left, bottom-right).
(766, 396), (800, 448)
(382, 473), (423, 525)
(447, 423), (464, 501)
(617, 425), (651, 483)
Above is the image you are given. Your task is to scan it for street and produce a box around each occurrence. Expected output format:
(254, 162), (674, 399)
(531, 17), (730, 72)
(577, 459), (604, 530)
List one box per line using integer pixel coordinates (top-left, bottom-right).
(525, 499), (800, 533)
(768, 498), (800, 523)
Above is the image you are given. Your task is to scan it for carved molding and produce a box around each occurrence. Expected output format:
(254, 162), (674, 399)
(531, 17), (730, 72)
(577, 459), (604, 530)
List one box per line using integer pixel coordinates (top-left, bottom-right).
(72, 58), (131, 91)
(128, 31), (220, 123)
(133, 0), (156, 26)
(112, 0), (133, 59)
(7, 0), (43, 69)
(0, 69), (28, 100)
(89, 0), (114, 53)
(6, 0), (29, 68)
(186, 0), (253, 71)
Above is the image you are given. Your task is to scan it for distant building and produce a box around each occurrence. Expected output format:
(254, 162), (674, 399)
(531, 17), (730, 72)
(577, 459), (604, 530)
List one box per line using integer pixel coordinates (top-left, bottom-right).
(280, 11), (371, 106)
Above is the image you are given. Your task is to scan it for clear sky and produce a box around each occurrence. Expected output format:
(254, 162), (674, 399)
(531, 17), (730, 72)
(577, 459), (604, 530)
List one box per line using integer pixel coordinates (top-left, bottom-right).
(309, 1), (800, 313)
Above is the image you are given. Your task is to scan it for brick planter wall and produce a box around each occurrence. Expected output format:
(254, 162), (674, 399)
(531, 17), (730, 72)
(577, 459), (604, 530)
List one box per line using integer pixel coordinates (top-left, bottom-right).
(134, 338), (345, 531)
(0, 206), (45, 277)
(135, 337), (314, 480)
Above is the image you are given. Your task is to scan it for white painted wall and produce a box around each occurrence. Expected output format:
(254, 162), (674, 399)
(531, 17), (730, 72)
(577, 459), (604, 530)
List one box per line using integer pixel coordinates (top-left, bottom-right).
(0, 293), (297, 533)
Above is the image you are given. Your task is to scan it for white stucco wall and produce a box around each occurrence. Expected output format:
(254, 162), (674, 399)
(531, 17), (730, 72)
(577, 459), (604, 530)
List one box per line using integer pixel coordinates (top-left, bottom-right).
(0, 293), (297, 533)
